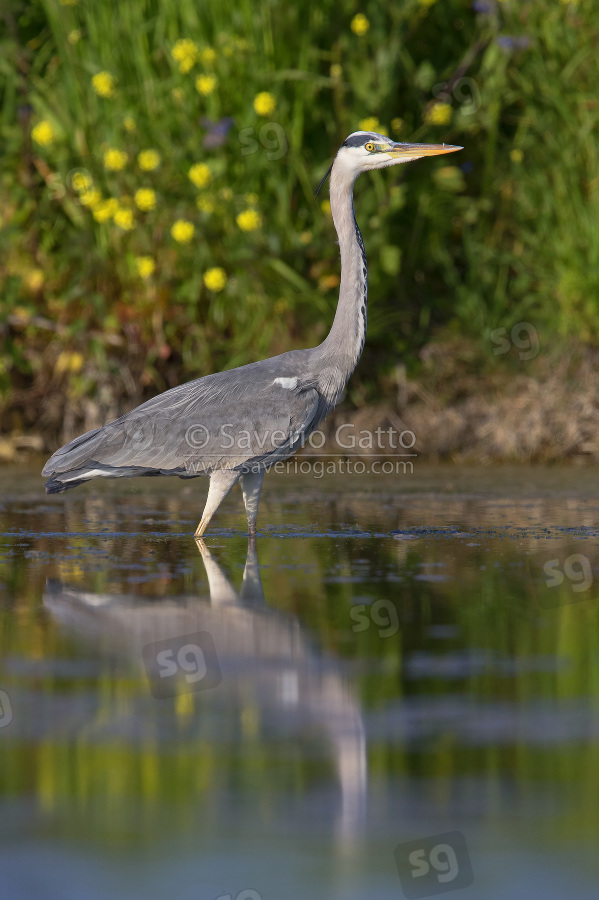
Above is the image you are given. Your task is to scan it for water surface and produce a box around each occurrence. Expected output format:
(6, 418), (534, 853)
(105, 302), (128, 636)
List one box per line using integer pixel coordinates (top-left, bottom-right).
(1, 465), (599, 899)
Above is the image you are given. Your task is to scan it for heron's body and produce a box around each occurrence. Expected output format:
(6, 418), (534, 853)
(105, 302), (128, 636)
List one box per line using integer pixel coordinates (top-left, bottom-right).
(43, 131), (460, 535)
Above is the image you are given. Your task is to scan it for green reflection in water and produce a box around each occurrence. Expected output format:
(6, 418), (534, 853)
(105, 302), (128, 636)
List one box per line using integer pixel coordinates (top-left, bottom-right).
(1, 467), (599, 895)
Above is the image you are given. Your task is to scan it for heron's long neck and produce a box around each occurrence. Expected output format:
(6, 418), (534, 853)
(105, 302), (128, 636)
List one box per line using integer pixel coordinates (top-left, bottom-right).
(319, 162), (367, 401)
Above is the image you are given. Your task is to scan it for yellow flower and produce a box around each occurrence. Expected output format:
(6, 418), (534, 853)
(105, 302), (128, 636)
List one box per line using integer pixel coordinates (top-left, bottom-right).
(236, 209), (262, 232)
(179, 58), (195, 75)
(92, 198), (118, 222)
(391, 117), (404, 135)
(330, 64), (343, 80)
(188, 163), (212, 189)
(351, 14), (370, 36)
(171, 219), (195, 243)
(123, 115), (136, 132)
(68, 352), (83, 373)
(510, 148), (524, 163)
(300, 231), (312, 244)
(135, 256), (155, 278)
(425, 102), (452, 126)
(359, 116), (379, 132)
(79, 189), (102, 209)
(203, 267), (227, 292)
(134, 188), (156, 211)
(114, 207), (134, 230)
(172, 39), (198, 74)
(219, 187), (233, 201)
(32, 120), (55, 146)
(318, 274), (340, 291)
(200, 47), (217, 65)
(55, 351), (84, 375)
(67, 29), (81, 44)
(196, 195), (215, 214)
(244, 193), (259, 206)
(25, 270), (44, 292)
(138, 149), (161, 171)
(92, 71), (116, 98)
(321, 199), (331, 215)
(196, 75), (217, 96)
(253, 92), (276, 117)
(172, 39), (197, 58)
(92, 204), (110, 223)
(103, 147), (127, 171)
(172, 87), (185, 104)
(71, 171), (92, 192)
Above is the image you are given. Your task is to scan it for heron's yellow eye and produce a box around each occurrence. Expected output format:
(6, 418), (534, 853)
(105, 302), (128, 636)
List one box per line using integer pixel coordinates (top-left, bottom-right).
(365, 142), (375, 152)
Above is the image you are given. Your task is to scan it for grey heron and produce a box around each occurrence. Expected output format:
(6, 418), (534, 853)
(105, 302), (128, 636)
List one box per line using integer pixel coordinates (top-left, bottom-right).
(43, 131), (461, 536)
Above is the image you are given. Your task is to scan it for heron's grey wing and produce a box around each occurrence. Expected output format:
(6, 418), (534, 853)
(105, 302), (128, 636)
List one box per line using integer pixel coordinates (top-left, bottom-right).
(43, 366), (326, 480)
(186, 381), (325, 472)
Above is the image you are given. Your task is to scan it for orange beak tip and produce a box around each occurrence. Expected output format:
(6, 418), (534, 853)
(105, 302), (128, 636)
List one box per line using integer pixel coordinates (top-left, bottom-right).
(388, 143), (464, 159)
(436, 145), (463, 155)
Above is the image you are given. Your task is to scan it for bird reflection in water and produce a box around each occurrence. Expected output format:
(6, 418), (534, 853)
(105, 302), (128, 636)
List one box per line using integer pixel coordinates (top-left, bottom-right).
(43, 538), (367, 842)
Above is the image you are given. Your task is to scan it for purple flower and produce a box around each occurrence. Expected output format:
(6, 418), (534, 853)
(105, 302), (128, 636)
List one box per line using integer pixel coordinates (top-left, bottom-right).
(472, 0), (496, 13)
(496, 35), (531, 53)
(201, 117), (235, 149)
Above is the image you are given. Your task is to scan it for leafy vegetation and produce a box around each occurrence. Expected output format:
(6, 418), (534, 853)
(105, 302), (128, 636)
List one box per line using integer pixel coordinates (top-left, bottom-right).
(0, 0), (596, 441)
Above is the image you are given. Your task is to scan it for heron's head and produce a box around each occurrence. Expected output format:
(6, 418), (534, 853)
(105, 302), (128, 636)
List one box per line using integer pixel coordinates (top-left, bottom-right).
(333, 131), (462, 179)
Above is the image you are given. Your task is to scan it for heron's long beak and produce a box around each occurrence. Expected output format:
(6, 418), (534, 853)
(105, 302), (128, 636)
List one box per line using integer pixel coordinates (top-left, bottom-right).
(384, 142), (463, 159)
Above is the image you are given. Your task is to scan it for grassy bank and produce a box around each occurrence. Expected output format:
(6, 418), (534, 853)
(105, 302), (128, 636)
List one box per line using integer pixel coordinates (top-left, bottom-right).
(2, 333), (598, 464)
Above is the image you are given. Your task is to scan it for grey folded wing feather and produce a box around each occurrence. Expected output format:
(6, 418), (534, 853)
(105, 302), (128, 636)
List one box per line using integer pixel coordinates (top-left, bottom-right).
(42, 358), (328, 481)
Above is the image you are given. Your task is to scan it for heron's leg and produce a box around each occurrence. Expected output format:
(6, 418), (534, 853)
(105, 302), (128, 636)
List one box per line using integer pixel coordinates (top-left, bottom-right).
(239, 470), (265, 537)
(195, 469), (240, 537)
(239, 535), (265, 606)
(194, 538), (238, 604)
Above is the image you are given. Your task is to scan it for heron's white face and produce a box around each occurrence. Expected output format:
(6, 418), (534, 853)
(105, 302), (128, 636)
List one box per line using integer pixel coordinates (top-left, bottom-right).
(335, 131), (462, 178)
